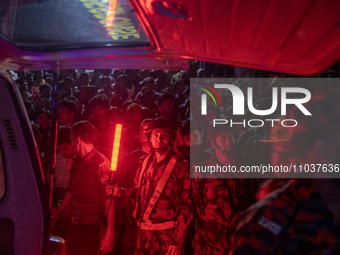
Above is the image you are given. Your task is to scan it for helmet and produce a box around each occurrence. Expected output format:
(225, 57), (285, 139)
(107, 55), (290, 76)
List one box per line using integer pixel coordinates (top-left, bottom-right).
(146, 117), (176, 142)
(206, 123), (239, 144)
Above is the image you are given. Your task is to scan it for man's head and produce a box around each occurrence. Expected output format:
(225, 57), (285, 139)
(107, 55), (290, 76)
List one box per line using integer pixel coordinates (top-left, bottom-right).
(88, 94), (110, 120)
(63, 76), (74, 90)
(173, 80), (185, 95)
(116, 74), (127, 89)
(140, 69), (150, 79)
(141, 77), (155, 91)
(58, 99), (77, 126)
(126, 103), (143, 127)
(39, 83), (52, 98)
(139, 118), (152, 145)
(35, 109), (51, 132)
(207, 124), (239, 155)
(79, 73), (89, 87)
(197, 68), (206, 78)
(182, 120), (203, 147)
(179, 70), (190, 86)
(212, 130), (237, 151)
(71, 121), (97, 156)
(57, 126), (74, 159)
(176, 119), (201, 154)
(100, 76), (114, 90)
(146, 117), (176, 152)
(45, 76), (53, 86)
(158, 93), (178, 120)
(36, 70), (44, 80)
(139, 90), (156, 110)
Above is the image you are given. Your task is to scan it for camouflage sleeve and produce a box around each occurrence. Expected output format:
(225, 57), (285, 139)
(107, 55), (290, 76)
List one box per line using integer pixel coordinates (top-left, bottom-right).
(228, 179), (255, 222)
(117, 160), (142, 207)
(170, 160), (195, 249)
(228, 205), (282, 255)
(228, 181), (287, 255)
(191, 170), (202, 218)
(228, 213), (262, 255)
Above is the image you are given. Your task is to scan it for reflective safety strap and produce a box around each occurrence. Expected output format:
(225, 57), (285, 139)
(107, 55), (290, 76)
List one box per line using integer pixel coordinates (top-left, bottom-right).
(133, 154), (153, 219)
(138, 220), (175, 230)
(137, 154), (153, 188)
(142, 154), (180, 222)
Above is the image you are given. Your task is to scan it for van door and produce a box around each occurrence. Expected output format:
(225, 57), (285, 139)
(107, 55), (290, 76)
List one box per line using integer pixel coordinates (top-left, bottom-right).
(0, 70), (49, 255)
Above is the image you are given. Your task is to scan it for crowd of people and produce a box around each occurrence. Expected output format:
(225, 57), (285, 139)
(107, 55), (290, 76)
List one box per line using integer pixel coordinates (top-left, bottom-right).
(7, 62), (340, 255)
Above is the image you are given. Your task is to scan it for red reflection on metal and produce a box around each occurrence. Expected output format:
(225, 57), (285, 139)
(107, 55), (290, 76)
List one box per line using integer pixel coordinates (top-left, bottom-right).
(106, 0), (117, 29)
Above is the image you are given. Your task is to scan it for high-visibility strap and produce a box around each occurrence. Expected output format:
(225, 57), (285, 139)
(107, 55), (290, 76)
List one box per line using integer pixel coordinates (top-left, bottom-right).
(142, 154), (180, 222)
(137, 154), (153, 188)
(138, 220), (175, 230)
(132, 153), (153, 219)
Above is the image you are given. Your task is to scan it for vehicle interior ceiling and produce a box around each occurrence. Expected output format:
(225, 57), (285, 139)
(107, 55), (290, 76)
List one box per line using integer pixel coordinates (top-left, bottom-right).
(0, 0), (340, 74)
(0, 1), (340, 254)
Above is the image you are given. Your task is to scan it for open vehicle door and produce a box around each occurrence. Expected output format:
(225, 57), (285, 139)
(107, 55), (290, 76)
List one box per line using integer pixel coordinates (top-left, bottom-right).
(0, 70), (54, 255)
(0, 0), (340, 74)
(0, 1), (340, 255)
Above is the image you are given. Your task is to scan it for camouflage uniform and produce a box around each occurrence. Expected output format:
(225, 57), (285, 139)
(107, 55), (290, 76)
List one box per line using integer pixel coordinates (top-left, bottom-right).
(119, 150), (194, 255)
(229, 179), (340, 255)
(192, 154), (256, 255)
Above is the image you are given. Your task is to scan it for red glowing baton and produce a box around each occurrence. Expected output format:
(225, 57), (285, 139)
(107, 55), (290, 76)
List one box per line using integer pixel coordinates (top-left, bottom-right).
(111, 124), (122, 171)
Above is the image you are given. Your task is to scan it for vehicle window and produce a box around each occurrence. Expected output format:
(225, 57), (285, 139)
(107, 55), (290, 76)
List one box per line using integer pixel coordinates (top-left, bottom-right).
(0, 148), (4, 200)
(0, 0), (150, 51)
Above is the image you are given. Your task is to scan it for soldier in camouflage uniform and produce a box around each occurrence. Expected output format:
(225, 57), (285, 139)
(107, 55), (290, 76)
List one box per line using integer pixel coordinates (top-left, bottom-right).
(229, 91), (340, 254)
(192, 124), (256, 255)
(109, 117), (194, 255)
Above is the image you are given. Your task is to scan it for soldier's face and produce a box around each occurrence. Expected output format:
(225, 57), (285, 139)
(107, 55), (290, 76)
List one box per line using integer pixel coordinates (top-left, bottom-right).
(213, 131), (236, 151)
(150, 128), (171, 150)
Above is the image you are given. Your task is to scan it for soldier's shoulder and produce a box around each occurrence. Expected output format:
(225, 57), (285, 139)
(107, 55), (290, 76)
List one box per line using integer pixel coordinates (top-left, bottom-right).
(176, 155), (189, 168)
(138, 153), (151, 164)
(93, 151), (110, 168)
